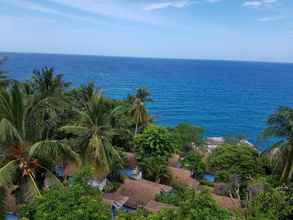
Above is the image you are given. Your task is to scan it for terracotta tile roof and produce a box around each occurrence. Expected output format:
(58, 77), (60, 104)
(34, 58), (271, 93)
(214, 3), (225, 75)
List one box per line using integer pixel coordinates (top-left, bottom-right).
(168, 154), (180, 167)
(126, 152), (138, 169)
(64, 163), (108, 181)
(168, 167), (199, 189)
(115, 179), (173, 209)
(211, 193), (241, 210)
(144, 200), (176, 213)
(103, 193), (129, 207)
(64, 163), (78, 177)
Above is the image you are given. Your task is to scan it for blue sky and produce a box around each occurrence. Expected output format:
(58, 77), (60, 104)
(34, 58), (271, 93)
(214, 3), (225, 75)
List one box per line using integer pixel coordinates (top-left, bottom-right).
(1, 0), (293, 62)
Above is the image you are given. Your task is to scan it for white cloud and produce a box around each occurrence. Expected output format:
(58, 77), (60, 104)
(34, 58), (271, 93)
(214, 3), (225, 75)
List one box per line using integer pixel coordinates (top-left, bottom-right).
(243, 0), (278, 8)
(3, 0), (165, 25)
(47, 0), (162, 24)
(144, 0), (196, 11)
(257, 16), (284, 22)
(5, 0), (104, 24)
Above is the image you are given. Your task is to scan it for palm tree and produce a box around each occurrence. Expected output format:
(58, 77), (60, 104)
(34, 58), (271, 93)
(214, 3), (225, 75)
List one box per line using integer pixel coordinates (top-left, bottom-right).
(0, 84), (79, 202)
(0, 58), (8, 88)
(30, 67), (70, 98)
(25, 67), (71, 139)
(61, 92), (121, 176)
(134, 88), (152, 103)
(129, 88), (151, 135)
(261, 107), (293, 182)
(130, 98), (148, 136)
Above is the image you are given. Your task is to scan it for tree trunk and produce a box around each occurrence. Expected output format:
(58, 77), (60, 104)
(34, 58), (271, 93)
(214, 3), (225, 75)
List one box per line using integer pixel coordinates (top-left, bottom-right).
(134, 123), (138, 136)
(281, 141), (293, 182)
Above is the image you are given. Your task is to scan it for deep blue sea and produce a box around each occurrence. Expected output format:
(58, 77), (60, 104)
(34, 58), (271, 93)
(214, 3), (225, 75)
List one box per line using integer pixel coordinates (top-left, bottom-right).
(1, 52), (293, 150)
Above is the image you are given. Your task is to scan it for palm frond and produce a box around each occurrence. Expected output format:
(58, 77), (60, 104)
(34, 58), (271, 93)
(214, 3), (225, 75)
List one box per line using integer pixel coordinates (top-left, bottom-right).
(0, 118), (23, 145)
(29, 140), (81, 165)
(21, 175), (40, 202)
(0, 160), (18, 185)
(89, 135), (110, 173)
(60, 125), (88, 136)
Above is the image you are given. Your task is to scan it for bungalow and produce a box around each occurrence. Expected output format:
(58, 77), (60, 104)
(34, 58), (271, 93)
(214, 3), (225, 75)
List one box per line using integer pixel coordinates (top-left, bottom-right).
(114, 179), (173, 209)
(119, 152), (142, 180)
(211, 193), (241, 210)
(144, 200), (176, 213)
(205, 137), (225, 152)
(168, 154), (181, 168)
(168, 167), (199, 189)
(103, 193), (129, 209)
(54, 163), (108, 191)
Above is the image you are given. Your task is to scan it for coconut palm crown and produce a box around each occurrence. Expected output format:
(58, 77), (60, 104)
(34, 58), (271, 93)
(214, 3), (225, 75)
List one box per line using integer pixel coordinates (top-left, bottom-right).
(261, 106), (293, 182)
(0, 84), (79, 203)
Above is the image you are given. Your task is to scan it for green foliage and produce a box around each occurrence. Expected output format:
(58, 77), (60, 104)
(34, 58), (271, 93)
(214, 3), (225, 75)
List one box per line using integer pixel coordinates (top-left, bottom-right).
(134, 125), (177, 181)
(134, 125), (177, 159)
(214, 170), (230, 182)
(61, 93), (123, 175)
(171, 123), (203, 151)
(261, 107), (293, 182)
(138, 156), (168, 182)
(207, 144), (262, 182)
(0, 57), (8, 88)
(129, 88), (152, 135)
(181, 152), (205, 178)
(247, 188), (293, 220)
(20, 183), (111, 220)
(124, 188), (230, 220)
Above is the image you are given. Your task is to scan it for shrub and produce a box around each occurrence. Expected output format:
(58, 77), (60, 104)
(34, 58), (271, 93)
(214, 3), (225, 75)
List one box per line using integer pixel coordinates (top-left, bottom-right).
(20, 170), (111, 220)
(181, 152), (205, 179)
(134, 125), (177, 182)
(247, 188), (293, 220)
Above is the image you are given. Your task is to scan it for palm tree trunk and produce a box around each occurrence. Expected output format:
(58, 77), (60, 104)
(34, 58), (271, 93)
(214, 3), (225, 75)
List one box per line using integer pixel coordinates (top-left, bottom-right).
(28, 171), (42, 197)
(281, 141), (293, 182)
(134, 122), (138, 136)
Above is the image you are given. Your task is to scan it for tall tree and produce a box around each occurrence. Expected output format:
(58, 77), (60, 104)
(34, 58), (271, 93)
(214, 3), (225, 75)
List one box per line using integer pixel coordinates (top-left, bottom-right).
(25, 67), (71, 139)
(30, 67), (70, 98)
(261, 107), (293, 182)
(61, 92), (122, 176)
(129, 88), (151, 135)
(0, 84), (79, 203)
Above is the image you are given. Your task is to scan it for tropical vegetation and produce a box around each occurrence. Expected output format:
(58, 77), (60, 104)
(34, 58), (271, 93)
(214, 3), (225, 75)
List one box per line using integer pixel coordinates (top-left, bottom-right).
(0, 63), (292, 220)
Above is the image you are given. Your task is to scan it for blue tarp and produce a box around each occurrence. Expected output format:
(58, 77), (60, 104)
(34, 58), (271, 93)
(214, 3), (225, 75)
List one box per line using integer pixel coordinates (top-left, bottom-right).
(5, 213), (18, 220)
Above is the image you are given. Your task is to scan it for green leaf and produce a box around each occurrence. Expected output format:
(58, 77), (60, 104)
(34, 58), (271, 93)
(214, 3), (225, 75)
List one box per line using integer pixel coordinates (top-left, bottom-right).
(0, 160), (18, 185)
(29, 140), (80, 165)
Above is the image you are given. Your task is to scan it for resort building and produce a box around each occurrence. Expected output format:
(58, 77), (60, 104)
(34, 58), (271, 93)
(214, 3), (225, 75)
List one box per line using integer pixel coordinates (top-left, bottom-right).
(168, 167), (199, 189)
(119, 152), (142, 180)
(205, 136), (225, 151)
(168, 154), (181, 168)
(112, 179), (173, 209)
(144, 200), (176, 213)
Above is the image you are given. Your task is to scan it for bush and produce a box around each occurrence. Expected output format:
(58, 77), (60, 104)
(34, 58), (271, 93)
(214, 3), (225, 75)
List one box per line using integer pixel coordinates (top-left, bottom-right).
(20, 171), (111, 220)
(125, 188), (230, 220)
(247, 188), (293, 220)
(171, 123), (204, 151)
(134, 125), (177, 182)
(134, 125), (178, 159)
(181, 152), (205, 179)
(207, 144), (262, 182)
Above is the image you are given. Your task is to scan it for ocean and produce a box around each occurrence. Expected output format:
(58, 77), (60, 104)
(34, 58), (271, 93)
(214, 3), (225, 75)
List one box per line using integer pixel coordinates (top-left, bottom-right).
(1, 52), (293, 150)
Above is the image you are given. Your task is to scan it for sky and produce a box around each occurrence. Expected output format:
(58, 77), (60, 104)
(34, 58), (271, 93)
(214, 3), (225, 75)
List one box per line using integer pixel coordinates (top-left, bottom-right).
(1, 0), (293, 63)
